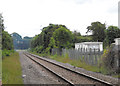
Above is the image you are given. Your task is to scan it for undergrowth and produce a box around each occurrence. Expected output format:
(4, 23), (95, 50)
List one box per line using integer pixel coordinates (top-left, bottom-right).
(2, 52), (23, 84)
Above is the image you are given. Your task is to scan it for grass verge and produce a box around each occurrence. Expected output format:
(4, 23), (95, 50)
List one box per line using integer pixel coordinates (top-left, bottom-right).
(50, 54), (108, 74)
(2, 52), (23, 84)
(30, 51), (119, 78)
(30, 51), (107, 74)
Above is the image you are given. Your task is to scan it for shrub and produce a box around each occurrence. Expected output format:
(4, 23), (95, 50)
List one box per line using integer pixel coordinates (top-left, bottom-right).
(35, 46), (44, 53)
(2, 50), (14, 58)
(100, 44), (119, 74)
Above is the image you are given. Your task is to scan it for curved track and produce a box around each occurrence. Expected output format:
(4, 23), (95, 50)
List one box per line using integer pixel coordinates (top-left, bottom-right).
(24, 52), (114, 86)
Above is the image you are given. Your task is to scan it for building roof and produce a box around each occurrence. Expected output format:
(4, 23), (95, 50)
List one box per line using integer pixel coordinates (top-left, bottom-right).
(75, 42), (103, 45)
(114, 38), (120, 41)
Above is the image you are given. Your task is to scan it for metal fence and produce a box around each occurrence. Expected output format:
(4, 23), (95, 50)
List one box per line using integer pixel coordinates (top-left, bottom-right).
(52, 48), (103, 66)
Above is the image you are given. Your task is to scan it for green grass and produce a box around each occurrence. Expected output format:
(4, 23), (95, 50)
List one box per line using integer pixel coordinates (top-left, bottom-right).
(112, 74), (120, 78)
(30, 51), (119, 78)
(30, 51), (107, 74)
(2, 52), (23, 84)
(50, 54), (107, 73)
(30, 51), (50, 58)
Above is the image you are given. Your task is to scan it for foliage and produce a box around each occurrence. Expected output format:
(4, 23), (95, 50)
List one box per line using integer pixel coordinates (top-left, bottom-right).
(49, 37), (56, 48)
(0, 14), (4, 31)
(86, 21), (106, 42)
(50, 54), (106, 73)
(31, 34), (40, 49)
(2, 52), (23, 84)
(78, 36), (92, 42)
(52, 27), (73, 50)
(72, 30), (81, 43)
(12, 32), (32, 49)
(0, 14), (14, 53)
(31, 24), (74, 53)
(2, 50), (14, 58)
(104, 26), (120, 46)
(2, 31), (14, 50)
(30, 24), (95, 54)
(35, 46), (44, 53)
(100, 44), (119, 74)
(30, 22), (120, 77)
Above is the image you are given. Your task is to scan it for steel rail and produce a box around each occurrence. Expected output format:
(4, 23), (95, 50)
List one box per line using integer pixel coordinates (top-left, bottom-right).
(24, 53), (74, 86)
(24, 52), (115, 86)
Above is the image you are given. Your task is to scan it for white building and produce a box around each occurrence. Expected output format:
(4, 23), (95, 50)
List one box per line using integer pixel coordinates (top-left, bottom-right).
(75, 42), (103, 51)
(114, 38), (120, 45)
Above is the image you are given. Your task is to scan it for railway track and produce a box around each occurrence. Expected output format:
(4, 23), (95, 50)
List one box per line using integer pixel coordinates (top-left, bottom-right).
(24, 52), (115, 86)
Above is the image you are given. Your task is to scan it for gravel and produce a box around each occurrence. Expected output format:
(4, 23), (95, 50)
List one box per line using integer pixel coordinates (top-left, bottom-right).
(28, 52), (119, 85)
(26, 53), (106, 85)
(53, 60), (119, 85)
(19, 51), (68, 84)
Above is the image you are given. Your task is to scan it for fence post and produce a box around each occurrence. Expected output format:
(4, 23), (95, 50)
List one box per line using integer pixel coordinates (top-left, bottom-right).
(51, 47), (103, 67)
(89, 48), (92, 65)
(80, 48), (82, 61)
(84, 48), (86, 63)
(98, 48), (101, 66)
(93, 48), (96, 65)
(90, 48), (93, 65)
(86, 48), (88, 64)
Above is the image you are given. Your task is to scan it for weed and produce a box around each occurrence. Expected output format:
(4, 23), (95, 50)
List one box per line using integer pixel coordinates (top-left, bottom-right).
(2, 52), (23, 84)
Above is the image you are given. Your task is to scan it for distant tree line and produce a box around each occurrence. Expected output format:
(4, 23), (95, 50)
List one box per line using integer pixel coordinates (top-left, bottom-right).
(86, 21), (120, 47)
(12, 32), (32, 50)
(31, 22), (120, 54)
(30, 24), (92, 54)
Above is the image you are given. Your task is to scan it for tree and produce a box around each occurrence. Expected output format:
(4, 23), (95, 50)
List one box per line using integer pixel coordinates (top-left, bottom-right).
(49, 37), (56, 49)
(73, 30), (81, 36)
(2, 31), (13, 50)
(31, 34), (40, 48)
(72, 30), (81, 43)
(105, 26), (120, 46)
(30, 24), (71, 52)
(86, 21), (106, 42)
(0, 14), (4, 31)
(12, 32), (32, 49)
(41, 24), (67, 50)
(0, 14), (3, 49)
(52, 27), (73, 50)
(0, 14), (13, 50)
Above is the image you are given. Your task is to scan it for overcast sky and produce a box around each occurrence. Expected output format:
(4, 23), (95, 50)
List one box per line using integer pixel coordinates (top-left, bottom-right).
(0, 0), (119, 37)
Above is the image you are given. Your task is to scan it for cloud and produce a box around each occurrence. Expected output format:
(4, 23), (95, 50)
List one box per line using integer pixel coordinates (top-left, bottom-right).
(75, 0), (92, 4)
(0, 0), (118, 37)
(107, 3), (118, 14)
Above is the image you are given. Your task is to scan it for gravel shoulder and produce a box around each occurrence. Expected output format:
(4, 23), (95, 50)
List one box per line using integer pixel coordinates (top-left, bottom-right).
(19, 51), (67, 84)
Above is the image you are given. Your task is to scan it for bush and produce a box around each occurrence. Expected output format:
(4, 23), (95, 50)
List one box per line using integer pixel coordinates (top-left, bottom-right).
(100, 44), (119, 74)
(2, 49), (14, 58)
(35, 46), (44, 53)
(44, 47), (50, 54)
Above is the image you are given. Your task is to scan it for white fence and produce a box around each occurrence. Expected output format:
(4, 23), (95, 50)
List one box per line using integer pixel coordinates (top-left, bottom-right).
(52, 48), (103, 66)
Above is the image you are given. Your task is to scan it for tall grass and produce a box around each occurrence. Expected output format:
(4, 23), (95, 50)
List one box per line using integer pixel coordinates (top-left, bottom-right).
(30, 50), (120, 78)
(2, 52), (23, 84)
(50, 54), (104, 73)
